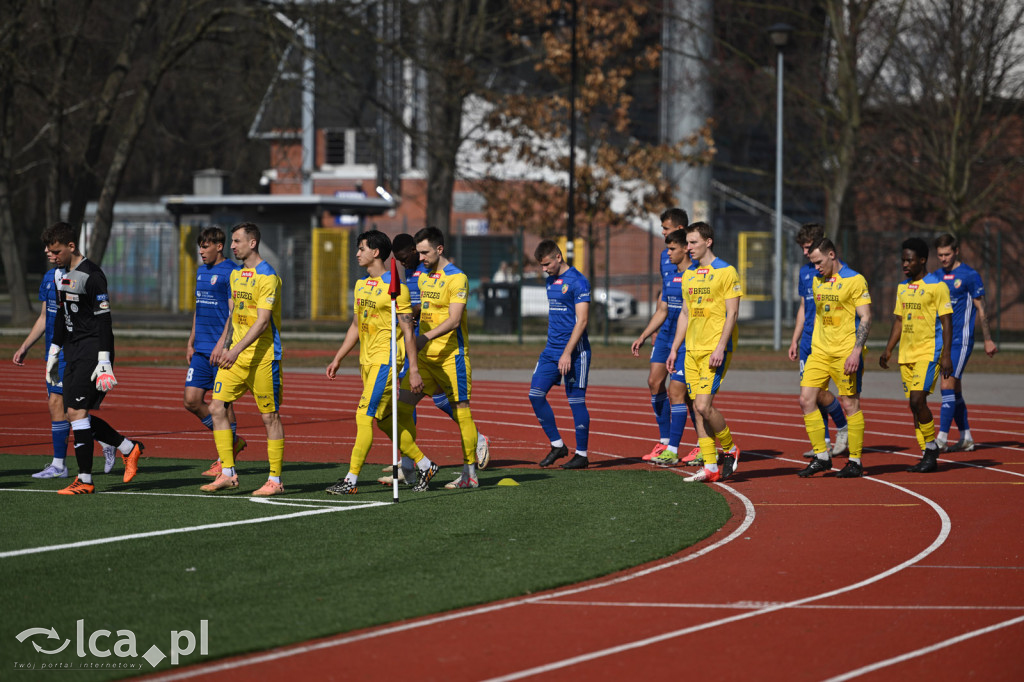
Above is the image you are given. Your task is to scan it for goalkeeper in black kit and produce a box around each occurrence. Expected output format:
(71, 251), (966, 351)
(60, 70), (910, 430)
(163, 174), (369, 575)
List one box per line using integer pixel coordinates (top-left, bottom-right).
(42, 222), (144, 495)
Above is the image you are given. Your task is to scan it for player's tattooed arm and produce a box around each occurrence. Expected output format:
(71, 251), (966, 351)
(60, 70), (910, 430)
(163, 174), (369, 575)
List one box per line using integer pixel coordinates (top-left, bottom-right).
(854, 318), (871, 349)
(398, 313), (415, 327)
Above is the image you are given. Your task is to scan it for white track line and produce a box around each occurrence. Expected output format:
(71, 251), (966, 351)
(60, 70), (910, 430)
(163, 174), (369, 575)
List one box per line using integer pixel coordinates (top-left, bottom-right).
(824, 614), (1024, 681)
(0, 497), (385, 559)
(146, 484), (756, 681)
(481, 462), (952, 682)
(538, 600), (1024, 612)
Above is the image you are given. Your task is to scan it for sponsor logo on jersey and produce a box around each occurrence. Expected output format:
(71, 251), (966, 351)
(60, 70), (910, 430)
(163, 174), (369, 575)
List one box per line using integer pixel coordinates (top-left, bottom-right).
(99, 301), (110, 310)
(696, 268), (709, 275)
(673, 277), (682, 283)
(241, 271), (254, 279)
(908, 283), (919, 290)
(944, 274), (955, 280)
(554, 279), (563, 285)
(97, 293), (109, 301)
(430, 273), (442, 279)
(366, 279), (379, 287)
(65, 293), (79, 302)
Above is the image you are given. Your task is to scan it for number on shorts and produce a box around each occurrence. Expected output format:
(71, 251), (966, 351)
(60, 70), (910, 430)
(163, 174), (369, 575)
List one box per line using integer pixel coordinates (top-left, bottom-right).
(186, 368), (194, 382)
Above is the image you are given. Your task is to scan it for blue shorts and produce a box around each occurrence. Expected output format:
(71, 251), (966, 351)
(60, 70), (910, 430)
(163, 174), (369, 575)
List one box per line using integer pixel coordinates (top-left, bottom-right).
(949, 340), (973, 380)
(650, 328), (676, 365)
(531, 349), (589, 396)
(798, 340), (812, 378)
(186, 353), (219, 390)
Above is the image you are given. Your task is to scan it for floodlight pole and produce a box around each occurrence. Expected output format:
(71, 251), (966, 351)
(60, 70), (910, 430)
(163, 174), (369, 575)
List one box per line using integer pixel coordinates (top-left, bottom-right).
(567, 0), (577, 267)
(769, 23), (792, 351)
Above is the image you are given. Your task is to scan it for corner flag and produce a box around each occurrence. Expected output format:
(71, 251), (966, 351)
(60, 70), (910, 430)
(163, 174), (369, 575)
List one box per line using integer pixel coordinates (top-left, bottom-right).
(389, 256), (401, 502)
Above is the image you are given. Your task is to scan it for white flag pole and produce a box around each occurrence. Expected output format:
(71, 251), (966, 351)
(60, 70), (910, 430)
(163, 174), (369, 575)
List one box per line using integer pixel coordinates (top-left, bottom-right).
(390, 259), (400, 503)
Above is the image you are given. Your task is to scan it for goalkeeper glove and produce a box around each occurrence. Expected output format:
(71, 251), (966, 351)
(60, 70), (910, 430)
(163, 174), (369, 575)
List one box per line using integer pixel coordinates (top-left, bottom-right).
(92, 351), (117, 391)
(45, 344), (61, 386)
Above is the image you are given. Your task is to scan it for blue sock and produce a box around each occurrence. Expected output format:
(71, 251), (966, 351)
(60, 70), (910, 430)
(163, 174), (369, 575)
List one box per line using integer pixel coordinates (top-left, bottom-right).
(433, 393), (455, 419)
(230, 422), (237, 437)
(568, 397), (590, 452)
(201, 415), (214, 430)
(954, 392), (970, 431)
(669, 403), (688, 449)
(529, 388), (561, 443)
(52, 421), (70, 461)
(819, 406), (831, 443)
(651, 392), (670, 441)
(826, 399), (847, 429)
(939, 389), (956, 434)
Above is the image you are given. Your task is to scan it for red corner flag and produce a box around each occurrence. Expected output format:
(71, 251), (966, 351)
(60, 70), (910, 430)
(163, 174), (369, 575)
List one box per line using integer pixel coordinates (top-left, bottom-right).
(388, 256), (401, 299)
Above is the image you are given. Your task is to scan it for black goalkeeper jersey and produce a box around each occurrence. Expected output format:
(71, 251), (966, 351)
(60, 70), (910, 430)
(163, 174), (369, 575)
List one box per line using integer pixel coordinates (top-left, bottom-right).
(52, 258), (115, 361)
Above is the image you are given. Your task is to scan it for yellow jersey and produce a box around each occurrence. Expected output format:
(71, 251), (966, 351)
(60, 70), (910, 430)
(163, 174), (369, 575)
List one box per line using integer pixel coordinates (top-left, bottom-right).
(810, 265), (871, 357)
(354, 271), (411, 366)
(682, 258), (743, 352)
(417, 263), (470, 362)
(894, 273), (952, 364)
(229, 261), (282, 365)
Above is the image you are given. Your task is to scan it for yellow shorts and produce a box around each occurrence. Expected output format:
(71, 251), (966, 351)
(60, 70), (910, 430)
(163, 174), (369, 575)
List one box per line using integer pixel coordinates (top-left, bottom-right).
(800, 352), (863, 396)
(684, 349), (731, 398)
(213, 358), (282, 413)
(419, 353), (472, 404)
(899, 360), (939, 397)
(359, 362), (398, 420)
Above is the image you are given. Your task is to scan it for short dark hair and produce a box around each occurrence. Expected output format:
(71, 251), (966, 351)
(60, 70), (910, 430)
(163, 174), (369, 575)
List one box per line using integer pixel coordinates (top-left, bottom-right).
(357, 229), (392, 262)
(392, 233), (415, 254)
(902, 237), (929, 260)
(660, 207), (689, 228)
(534, 239), (562, 261)
(41, 222), (77, 247)
(811, 237), (836, 257)
(664, 229), (687, 246)
(231, 222), (261, 249)
(414, 226), (444, 248)
(197, 226), (226, 246)
(686, 221), (714, 242)
(795, 223), (825, 246)
(934, 232), (959, 250)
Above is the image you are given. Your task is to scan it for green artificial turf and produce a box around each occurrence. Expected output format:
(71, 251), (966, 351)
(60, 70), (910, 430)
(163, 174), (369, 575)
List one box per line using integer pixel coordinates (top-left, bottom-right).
(0, 454), (730, 679)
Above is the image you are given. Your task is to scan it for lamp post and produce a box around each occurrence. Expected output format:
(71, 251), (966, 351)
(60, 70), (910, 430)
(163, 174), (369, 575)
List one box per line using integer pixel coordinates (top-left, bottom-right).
(768, 22), (792, 351)
(567, 0), (578, 266)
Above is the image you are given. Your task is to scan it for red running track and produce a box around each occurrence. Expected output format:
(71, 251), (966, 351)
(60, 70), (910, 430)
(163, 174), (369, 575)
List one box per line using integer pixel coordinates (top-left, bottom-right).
(2, 366), (1023, 681)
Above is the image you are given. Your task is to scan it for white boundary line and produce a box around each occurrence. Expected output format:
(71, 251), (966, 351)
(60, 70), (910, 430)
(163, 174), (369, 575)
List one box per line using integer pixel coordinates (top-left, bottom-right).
(147, 484), (757, 681)
(480, 463), (952, 682)
(824, 614), (1024, 681)
(0, 494), (387, 559)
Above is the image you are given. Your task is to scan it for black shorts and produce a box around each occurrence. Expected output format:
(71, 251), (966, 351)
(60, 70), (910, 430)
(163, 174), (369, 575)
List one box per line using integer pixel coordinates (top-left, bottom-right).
(61, 356), (106, 411)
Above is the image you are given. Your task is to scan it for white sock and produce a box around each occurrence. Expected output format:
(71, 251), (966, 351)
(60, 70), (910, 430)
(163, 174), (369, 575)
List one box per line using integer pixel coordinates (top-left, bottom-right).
(936, 432), (948, 445)
(705, 463), (719, 473)
(551, 439), (564, 448)
(345, 472), (357, 485)
(467, 463), (477, 480)
(222, 466), (236, 477)
(78, 473), (93, 484)
(117, 439), (134, 455)
(269, 475), (281, 484)
(660, 438), (670, 445)
(576, 450), (588, 458)
(417, 457), (433, 471)
(50, 458), (65, 469)
(962, 429), (972, 442)
(666, 446), (677, 455)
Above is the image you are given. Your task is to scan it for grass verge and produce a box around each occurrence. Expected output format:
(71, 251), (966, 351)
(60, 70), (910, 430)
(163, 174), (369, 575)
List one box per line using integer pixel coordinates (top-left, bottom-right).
(1, 454), (730, 679)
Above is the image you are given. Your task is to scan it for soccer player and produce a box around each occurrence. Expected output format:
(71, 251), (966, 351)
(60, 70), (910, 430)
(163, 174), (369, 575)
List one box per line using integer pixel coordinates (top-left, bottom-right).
(13, 244), (116, 478)
(794, 238), (872, 478)
(531, 240), (591, 469)
(184, 227), (246, 477)
(401, 226), (482, 489)
(201, 222), (285, 496)
(931, 233), (998, 452)
(666, 221), (742, 483)
(880, 237), (953, 474)
(378, 233), (490, 488)
(632, 207), (689, 460)
(41, 222), (144, 495)
(643, 229), (700, 466)
(787, 223), (849, 458)
(325, 230), (437, 494)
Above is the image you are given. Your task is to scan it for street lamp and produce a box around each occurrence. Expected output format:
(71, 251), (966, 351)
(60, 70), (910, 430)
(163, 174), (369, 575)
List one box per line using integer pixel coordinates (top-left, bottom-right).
(768, 22), (792, 351)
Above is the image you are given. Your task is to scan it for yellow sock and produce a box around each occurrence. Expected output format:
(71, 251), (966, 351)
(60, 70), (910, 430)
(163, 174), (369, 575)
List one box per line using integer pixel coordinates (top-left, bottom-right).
(349, 414), (374, 476)
(699, 436), (717, 465)
(454, 404), (479, 465)
(267, 438), (283, 478)
(915, 426), (926, 451)
(378, 404), (424, 463)
(715, 427), (734, 452)
(919, 419), (936, 445)
(846, 411), (864, 461)
(803, 411), (828, 455)
(214, 429), (235, 468)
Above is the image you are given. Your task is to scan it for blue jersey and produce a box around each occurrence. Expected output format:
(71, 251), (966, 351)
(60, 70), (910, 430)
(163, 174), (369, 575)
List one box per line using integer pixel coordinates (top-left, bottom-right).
(798, 262), (817, 350)
(660, 248), (675, 282)
(931, 263), (984, 349)
(404, 266), (423, 308)
(39, 267), (64, 349)
(544, 267), (591, 356)
(194, 259), (238, 355)
(659, 265), (684, 334)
